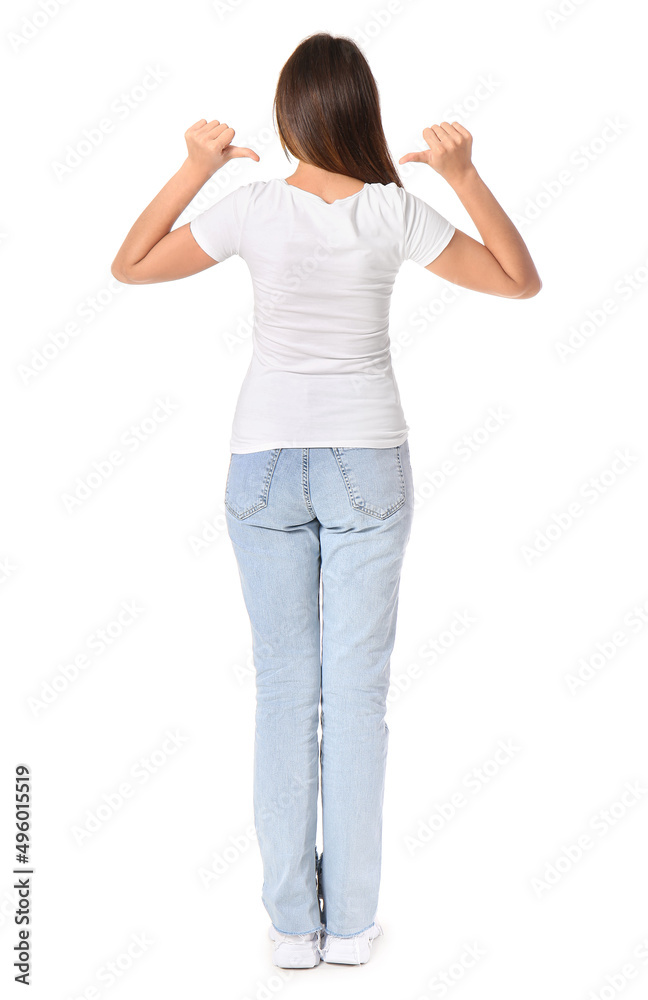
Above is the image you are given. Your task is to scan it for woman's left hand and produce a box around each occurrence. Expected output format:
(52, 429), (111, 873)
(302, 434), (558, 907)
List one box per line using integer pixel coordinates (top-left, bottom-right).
(184, 118), (260, 176)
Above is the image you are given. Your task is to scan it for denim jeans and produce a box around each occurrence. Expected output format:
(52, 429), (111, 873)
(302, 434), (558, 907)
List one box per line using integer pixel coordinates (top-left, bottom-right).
(224, 442), (414, 937)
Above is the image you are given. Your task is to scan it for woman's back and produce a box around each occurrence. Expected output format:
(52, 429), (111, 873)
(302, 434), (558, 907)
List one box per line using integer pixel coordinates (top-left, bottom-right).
(108, 29), (542, 966)
(190, 178), (455, 453)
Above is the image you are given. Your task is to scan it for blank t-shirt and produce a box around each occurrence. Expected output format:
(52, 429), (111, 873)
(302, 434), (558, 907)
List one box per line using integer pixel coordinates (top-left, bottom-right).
(189, 177), (455, 453)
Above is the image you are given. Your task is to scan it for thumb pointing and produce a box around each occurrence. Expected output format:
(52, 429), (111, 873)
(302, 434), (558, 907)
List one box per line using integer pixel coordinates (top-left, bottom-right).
(399, 151), (427, 164)
(229, 147), (260, 161)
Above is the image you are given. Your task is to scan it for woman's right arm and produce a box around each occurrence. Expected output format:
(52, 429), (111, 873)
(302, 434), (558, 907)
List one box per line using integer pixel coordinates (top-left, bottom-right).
(400, 122), (542, 299)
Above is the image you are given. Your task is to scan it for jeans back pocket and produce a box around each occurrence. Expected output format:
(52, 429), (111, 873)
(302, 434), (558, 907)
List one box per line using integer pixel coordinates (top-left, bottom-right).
(224, 449), (282, 519)
(333, 445), (407, 519)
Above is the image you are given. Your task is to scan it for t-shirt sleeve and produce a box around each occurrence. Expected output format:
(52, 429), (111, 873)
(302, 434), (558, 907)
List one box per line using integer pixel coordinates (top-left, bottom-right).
(189, 182), (253, 262)
(401, 187), (455, 266)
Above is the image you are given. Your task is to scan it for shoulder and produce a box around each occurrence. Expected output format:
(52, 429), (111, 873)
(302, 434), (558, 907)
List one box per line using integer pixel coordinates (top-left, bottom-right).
(364, 181), (407, 213)
(233, 177), (285, 198)
(211, 178), (272, 206)
(365, 181), (402, 199)
(219, 177), (291, 212)
(222, 178), (267, 202)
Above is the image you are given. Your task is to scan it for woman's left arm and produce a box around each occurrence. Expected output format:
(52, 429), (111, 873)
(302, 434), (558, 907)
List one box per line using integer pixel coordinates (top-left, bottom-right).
(111, 119), (259, 285)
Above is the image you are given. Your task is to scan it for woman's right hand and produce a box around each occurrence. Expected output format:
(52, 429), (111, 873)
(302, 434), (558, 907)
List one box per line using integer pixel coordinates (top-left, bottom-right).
(399, 122), (474, 186)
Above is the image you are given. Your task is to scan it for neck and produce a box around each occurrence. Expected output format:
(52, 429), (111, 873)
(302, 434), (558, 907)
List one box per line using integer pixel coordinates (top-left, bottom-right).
(286, 162), (364, 197)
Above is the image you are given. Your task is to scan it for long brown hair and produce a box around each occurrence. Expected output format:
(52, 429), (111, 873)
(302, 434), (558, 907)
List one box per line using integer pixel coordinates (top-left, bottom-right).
(273, 32), (403, 188)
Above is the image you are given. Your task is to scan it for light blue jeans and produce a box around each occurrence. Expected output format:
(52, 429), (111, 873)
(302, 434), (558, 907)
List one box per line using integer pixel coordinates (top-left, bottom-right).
(224, 442), (414, 937)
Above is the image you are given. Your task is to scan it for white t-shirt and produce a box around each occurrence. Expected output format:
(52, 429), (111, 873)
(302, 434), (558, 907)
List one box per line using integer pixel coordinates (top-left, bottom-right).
(189, 177), (455, 453)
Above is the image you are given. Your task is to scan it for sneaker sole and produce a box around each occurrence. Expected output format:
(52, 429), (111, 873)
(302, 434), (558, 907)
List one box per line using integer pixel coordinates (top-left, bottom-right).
(319, 922), (383, 965)
(269, 926), (321, 969)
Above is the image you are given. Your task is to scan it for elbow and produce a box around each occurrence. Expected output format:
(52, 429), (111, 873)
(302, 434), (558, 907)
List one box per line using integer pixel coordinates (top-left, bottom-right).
(111, 262), (128, 284)
(111, 258), (135, 284)
(513, 277), (542, 299)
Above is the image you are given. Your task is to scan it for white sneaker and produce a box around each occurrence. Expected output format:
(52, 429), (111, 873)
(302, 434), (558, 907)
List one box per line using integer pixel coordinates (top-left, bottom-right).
(268, 924), (321, 968)
(319, 921), (383, 964)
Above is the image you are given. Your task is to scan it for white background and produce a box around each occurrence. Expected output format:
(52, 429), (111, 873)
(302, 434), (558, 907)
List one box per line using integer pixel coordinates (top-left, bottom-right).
(2, 0), (648, 997)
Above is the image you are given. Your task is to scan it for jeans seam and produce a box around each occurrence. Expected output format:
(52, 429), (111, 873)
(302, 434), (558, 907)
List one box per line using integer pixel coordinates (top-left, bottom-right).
(301, 448), (316, 517)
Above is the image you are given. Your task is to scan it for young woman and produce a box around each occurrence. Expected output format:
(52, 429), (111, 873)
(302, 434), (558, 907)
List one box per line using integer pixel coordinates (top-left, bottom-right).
(111, 32), (541, 970)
